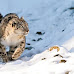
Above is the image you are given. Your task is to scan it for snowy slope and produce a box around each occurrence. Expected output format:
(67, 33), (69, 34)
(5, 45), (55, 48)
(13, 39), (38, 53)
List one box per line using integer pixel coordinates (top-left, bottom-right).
(0, 0), (74, 74)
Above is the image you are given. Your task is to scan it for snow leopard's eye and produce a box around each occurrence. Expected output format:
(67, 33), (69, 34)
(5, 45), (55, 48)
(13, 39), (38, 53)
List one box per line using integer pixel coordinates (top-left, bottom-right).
(12, 24), (14, 27)
(17, 28), (18, 29)
(12, 22), (17, 27)
(13, 22), (17, 24)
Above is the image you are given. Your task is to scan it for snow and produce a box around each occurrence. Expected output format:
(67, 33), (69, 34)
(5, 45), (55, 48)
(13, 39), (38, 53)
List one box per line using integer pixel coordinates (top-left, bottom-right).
(0, 0), (74, 74)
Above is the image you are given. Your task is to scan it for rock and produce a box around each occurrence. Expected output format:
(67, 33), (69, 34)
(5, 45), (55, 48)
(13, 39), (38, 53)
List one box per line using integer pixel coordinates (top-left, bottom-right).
(49, 46), (60, 52)
(32, 38), (43, 41)
(69, 7), (74, 10)
(59, 60), (67, 63)
(41, 58), (46, 60)
(37, 38), (43, 41)
(26, 43), (31, 45)
(62, 29), (65, 32)
(32, 39), (36, 41)
(65, 71), (70, 74)
(54, 54), (63, 58)
(25, 46), (33, 50)
(36, 31), (45, 35)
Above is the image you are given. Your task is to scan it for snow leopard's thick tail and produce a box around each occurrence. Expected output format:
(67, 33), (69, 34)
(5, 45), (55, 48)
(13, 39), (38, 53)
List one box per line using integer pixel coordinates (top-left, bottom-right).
(0, 13), (3, 23)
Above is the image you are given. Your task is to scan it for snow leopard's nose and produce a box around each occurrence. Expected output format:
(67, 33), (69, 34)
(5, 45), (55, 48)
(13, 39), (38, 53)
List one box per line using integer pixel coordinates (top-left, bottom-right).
(25, 30), (29, 35)
(26, 29), (29, 33)
(27, 30), (29, 33)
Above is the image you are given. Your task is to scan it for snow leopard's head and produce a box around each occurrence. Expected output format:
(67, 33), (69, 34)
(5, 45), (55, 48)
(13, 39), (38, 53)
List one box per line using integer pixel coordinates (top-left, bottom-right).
(1, 13), (29, 36)
(8, 17), (29, 36)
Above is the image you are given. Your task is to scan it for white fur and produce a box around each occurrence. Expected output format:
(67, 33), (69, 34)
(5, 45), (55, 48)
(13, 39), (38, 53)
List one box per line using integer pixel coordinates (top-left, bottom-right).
(1, 32), (24, 46)
(1, 24), (25, 46)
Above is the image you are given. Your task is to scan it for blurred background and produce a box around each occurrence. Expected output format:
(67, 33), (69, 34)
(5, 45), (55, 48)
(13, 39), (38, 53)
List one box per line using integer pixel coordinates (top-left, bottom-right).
(0, 0), (74, 56)
(0, 0), (43, 15)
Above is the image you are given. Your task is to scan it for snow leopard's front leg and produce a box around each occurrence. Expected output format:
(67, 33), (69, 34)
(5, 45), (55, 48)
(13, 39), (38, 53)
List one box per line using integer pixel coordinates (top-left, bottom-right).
(0, 43), (9, 62)
(8, 39), (25, 61)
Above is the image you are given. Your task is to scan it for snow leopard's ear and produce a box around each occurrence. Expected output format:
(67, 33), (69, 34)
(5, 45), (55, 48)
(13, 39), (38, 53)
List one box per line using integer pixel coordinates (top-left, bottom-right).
(20, 16), (24, 20)
(1, 13), (19, 25)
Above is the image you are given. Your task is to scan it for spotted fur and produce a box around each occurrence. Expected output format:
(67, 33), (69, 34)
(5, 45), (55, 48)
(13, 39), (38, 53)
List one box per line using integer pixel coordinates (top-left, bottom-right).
(0, 13), (29, 62)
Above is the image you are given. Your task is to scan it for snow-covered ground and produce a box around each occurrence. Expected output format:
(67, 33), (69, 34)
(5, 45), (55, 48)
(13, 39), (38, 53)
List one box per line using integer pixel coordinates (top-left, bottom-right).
(0, 0), (74, 74)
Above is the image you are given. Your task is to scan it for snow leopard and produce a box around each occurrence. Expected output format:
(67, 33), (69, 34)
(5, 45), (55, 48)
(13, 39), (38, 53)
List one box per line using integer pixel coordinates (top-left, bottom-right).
(0, 13), (29, 62)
